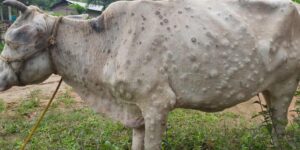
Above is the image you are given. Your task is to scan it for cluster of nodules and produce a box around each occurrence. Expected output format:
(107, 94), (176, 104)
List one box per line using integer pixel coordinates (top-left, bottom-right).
(111, 82), (133, 101)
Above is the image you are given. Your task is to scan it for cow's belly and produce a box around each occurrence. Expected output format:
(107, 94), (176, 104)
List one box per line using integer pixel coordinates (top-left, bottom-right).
(171, 73), (263, 112)
(169, 62), (264, 112)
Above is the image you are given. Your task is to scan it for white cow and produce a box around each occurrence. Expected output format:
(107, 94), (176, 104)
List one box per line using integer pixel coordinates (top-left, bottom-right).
(0, 0), (300, 149)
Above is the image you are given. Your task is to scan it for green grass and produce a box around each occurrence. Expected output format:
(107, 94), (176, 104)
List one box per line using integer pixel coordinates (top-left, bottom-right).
(293, 0), (300, 4)
(164, 110), (273, 150)
(0, 99), (5, 113)
(0, 90), (299, 149)
(0, 42), (4, 53)
(0, 108), (131, 150)
(17, 90), (41, 115)
(51, 90), (76, 109)
(57, 90), (75, 106)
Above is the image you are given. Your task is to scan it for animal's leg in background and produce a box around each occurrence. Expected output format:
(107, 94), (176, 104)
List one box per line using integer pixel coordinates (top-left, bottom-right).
(132, 125), (145, 150)
(262, 76), (299, 146)
(139, 86), (176, 150)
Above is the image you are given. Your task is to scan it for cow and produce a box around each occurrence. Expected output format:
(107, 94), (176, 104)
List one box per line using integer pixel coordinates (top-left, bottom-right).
(0, 0), (300, 149)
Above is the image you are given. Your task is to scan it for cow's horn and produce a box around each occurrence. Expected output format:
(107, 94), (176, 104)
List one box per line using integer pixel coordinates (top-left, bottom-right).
(3, 0), (27, 12)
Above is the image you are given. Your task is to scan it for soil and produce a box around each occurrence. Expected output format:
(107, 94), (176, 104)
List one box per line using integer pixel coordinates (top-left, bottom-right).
(0, 75), (298, 122)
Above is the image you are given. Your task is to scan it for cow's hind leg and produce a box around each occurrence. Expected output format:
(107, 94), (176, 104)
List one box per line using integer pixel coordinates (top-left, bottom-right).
(262, 76), (299, 147)
(132, 126), (145, 150)
(139, 86), (176, 150)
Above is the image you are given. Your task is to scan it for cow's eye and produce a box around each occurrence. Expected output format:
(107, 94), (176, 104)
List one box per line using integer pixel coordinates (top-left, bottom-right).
(5, 40), (11, 47)
(11, 43), (20, 50)
(5, 40), (20, 50)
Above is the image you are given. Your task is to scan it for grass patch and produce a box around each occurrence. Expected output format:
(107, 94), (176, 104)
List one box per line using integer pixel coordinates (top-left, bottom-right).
(57, 90), (75, 107)
(0, 99), (5, 113)
(17, 90), (41, 115)
(164, 110), (272, 150)
(0, 90), (300, 149)
(1, 108), (299, 149)
(0, 108), (131, 150)
(51, 90), (75, 109)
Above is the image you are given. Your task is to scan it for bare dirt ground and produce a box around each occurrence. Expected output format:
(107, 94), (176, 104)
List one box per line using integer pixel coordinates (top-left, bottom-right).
(0, 75), (298, 122)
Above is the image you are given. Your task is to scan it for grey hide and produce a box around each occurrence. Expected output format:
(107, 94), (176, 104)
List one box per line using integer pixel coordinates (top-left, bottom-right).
(1, 0), (300, 149)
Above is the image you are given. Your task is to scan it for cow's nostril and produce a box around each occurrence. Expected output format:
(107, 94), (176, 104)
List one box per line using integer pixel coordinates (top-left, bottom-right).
(0, 79), (8, 91)
(2, 75), (8, 81)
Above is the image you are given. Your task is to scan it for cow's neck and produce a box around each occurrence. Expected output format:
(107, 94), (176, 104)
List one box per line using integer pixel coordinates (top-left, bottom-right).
(48, 15), (113, 90)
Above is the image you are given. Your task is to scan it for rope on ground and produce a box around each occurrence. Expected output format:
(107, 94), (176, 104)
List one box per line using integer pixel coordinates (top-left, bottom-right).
(20, 78), (63, 150)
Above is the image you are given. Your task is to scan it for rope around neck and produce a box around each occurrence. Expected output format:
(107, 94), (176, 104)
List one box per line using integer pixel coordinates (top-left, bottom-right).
(20, 78), (63, 150)
(48, 16), (63, 46)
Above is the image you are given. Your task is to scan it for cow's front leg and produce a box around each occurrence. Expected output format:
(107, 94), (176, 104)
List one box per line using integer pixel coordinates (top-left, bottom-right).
(132, 126), (145, 150)
(139, 86), (176, 150)
(262, 76), (299, 147)
(142, 107), (168, 150)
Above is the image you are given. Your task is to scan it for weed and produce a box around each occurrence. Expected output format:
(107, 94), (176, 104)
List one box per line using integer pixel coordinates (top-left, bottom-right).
(17, 99), (39, 115)
(4, 123), (19, 134)
(0, 99), (5, 113)
(295, 90), (300, 97)
(17, 90), (41, 115)
(56, 90), (75, 107)
(29, 89), (42, 99)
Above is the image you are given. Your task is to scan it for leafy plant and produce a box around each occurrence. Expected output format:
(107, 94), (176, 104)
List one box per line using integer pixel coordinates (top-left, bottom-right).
(69, 4), (86, 14)
(293, 0), (300, 4)
(0, 42), (4, 53)
(87, 0), (118, 10)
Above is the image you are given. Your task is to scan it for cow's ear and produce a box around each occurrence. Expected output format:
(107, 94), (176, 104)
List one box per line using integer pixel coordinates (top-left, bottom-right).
(33, 15), (47, 33)
(3, 0), (28, 13)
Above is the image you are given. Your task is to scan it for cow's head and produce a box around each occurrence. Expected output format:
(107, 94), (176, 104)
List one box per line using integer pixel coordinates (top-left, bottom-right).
(0, 0), (57, 91)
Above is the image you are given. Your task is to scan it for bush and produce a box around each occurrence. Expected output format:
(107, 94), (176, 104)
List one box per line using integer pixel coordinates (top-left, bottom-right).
(69, 4), (87, 14)
(293, 0), (300, 4)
